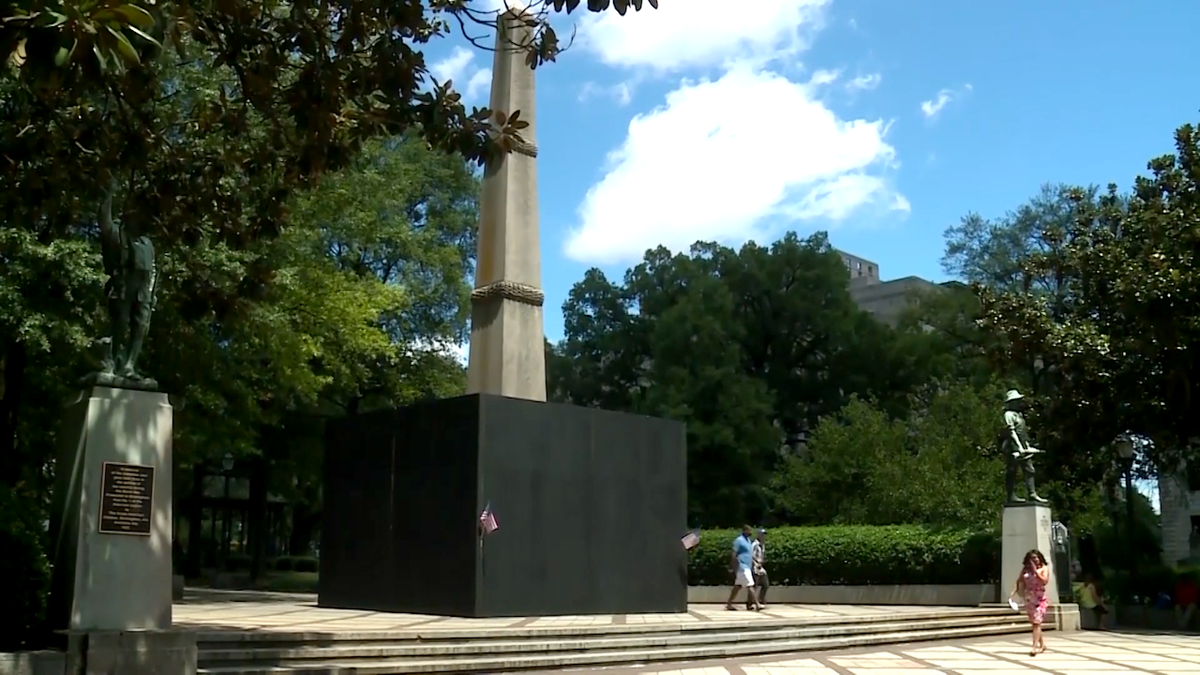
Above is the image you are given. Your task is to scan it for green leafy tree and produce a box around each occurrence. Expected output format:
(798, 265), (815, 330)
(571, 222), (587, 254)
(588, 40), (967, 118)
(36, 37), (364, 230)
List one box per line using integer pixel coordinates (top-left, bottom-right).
(0, 0), (653, 485)
(551, 233), (945, 525)
(932, 183), (1118, 501)
(977, 120), (1200, 479)
(632, 251), (778, 525)
(555, 268), (644, 411)
(943, 183), (1099, 293)
(772, 382), (1005, 529)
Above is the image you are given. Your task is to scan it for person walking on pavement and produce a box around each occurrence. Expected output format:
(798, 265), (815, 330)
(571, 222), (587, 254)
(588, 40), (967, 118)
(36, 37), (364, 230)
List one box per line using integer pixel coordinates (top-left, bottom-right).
(726, 525), (763, 611)
(746, 528), (769, 609)
(1014, 549), (1050, 656)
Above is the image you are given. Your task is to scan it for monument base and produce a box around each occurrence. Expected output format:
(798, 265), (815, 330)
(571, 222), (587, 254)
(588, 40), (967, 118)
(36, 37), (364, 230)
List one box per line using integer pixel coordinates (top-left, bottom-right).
(319, 394), (688, 618)
(1001, 503), (1059, 607)
(48, 386), (174, 632)
(66, 631), (196, 675)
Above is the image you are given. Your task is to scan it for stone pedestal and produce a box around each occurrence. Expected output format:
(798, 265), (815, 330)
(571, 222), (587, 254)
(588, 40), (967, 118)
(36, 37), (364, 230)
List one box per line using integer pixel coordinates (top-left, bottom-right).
(465, 8), (547, 402)
(48, 386), (174, 632)
(1001, 503), (1059, 607)
(69, 631), (196, 675)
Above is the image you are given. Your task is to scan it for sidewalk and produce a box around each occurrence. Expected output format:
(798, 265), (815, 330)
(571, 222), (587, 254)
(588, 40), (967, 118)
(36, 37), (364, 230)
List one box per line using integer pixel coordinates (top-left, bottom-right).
(546, 631), (1200, 674)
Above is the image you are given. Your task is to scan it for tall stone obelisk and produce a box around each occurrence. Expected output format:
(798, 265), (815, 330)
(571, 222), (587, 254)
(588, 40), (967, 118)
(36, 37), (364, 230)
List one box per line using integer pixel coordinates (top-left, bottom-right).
(466, 8), (547, 402)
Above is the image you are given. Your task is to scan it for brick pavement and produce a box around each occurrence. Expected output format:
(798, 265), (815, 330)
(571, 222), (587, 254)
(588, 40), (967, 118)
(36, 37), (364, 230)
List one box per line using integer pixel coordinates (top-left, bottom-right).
(548, 632), (1200, 675)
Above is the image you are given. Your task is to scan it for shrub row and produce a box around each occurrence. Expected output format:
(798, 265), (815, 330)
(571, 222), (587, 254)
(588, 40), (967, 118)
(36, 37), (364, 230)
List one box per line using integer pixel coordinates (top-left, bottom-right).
(217, 554), (319, 573)
(271, 555), (319, 573)
(688, 525), (1000, 586)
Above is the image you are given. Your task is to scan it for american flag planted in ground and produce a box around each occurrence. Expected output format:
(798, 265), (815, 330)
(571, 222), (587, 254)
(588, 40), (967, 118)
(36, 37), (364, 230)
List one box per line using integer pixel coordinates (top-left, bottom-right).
(479, 502), (499, 535)
(681, 529), (700, 550)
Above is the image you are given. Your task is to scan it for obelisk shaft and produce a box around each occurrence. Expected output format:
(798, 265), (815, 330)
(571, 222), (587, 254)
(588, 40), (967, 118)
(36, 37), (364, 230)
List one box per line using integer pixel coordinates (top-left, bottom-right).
(466, 9), (547, 402)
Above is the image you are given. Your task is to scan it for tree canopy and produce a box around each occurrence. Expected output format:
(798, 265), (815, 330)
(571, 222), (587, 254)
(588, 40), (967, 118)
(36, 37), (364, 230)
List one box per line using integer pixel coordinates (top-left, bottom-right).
(549, 232), (949, 525)
(976, 121), (1200, 477)
(0, 0), (656, 486)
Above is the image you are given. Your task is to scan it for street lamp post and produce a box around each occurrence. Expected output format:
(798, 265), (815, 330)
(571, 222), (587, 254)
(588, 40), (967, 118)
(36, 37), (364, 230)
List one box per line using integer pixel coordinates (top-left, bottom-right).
(1113, 435), (1137, 583)
(221, 453), (234, 566)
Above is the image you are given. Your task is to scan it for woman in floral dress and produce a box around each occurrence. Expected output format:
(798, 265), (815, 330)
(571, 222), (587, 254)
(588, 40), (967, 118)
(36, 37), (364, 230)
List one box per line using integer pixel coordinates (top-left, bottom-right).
(1015, 549), (1050, 656)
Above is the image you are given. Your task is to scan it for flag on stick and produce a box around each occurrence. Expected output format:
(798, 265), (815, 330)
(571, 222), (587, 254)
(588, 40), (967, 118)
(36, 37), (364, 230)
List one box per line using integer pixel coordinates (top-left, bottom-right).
(681, 528), (700, 550)
(479, 502), (499, 535)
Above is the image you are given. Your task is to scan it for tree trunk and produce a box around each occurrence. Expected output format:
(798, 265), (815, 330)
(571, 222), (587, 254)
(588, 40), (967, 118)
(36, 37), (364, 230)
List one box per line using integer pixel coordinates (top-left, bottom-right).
(0, 339), (28, 488)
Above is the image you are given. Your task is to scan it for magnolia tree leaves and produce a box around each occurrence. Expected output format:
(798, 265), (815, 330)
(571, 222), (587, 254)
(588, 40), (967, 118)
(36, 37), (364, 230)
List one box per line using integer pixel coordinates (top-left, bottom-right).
(1, 0), (655, 249)
(975, 120), (1200, 474)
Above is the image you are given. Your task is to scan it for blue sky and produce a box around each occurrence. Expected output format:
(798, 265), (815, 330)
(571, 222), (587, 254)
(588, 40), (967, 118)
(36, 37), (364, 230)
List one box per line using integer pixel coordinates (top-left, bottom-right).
(429, 0), (1200, 343)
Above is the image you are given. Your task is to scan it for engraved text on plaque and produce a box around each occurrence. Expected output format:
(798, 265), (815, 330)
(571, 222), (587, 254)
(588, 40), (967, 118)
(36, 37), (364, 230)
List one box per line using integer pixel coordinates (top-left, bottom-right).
(98, 462), (155, 536)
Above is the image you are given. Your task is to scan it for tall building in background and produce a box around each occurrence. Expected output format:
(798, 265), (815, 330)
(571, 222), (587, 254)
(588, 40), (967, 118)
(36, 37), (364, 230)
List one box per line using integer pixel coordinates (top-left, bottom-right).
(835, 250), (957, 326)
(1159, 461), (1200, 565)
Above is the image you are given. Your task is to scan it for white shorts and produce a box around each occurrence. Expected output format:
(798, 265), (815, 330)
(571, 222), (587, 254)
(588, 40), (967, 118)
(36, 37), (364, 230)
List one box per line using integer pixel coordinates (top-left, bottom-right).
(735, 567), (754, 587)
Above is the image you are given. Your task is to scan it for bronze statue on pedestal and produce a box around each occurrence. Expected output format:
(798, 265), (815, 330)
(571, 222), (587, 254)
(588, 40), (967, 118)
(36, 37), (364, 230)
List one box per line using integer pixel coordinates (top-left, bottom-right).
(1001, 389), (1048, 505)
(86, 178), (158, 389)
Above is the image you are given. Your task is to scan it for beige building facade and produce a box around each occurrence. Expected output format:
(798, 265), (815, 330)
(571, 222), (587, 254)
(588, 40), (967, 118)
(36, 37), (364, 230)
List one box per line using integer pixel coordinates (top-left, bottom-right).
(1159, 460), (1200, 565)
(836, 250), (953, 326)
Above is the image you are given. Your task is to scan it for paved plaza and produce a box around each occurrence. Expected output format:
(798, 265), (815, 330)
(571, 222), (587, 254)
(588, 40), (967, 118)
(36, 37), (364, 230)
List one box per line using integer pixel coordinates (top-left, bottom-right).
(174, 589), (980, 631)
(554, 632), (1200, 675)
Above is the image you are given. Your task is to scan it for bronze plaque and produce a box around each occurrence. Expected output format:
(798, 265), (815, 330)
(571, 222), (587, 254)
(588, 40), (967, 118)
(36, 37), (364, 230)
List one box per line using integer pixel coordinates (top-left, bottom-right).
(98, 462), (155, 536)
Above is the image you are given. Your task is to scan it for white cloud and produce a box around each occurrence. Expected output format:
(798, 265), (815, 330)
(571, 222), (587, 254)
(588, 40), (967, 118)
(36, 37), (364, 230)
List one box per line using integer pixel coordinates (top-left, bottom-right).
(564, 66), (904, 265)
(579, 81), (633, 107)
(429, 47), (491, 103)
(920, 84), (971, 119)
(807, 68), (840, 87)
(579, 0), (829, 74)
(564, 0), (906, 266)
(466, 68), (492, 101)
(847, 73), (881, 91)
(430, 47), (474, 86)
(920, 90), (952, 118)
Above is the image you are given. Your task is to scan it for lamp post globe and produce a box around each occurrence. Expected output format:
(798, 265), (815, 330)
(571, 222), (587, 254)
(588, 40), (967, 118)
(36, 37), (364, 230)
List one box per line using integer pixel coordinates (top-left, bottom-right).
(1114, 435), (1135, 467)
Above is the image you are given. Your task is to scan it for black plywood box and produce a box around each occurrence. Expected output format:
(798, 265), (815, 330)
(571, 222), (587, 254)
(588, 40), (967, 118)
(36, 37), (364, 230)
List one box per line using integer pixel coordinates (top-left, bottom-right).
(318, 394), (688, 617)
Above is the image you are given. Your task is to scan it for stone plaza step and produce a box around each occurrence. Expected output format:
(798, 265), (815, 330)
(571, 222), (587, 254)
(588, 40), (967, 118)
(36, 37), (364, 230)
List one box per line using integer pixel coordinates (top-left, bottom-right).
(195, 607), (1032, 674)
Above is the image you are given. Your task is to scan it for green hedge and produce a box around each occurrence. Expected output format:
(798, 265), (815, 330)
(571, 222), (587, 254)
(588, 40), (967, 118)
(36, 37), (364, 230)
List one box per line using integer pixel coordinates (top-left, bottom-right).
(271, 555), (319, 573)
(688, 526), (1000, 586)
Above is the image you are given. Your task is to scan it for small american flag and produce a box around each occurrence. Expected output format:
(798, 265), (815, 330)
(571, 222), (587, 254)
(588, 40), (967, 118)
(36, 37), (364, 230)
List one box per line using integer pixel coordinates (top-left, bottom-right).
(479, 502), (499, 535)
(681, 529), (700, 550)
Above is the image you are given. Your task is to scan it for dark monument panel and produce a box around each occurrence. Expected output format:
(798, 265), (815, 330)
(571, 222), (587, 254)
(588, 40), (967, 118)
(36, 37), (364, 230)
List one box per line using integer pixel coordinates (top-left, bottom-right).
(319, 394), (688, 618)
(590, 409), (687, 613)
(97, 462), (154, 536)
(476, 401), (594, 616)
(388, 398), (479, 615)
(477, 397), (688, 617)
(319, 415), (398, 609)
